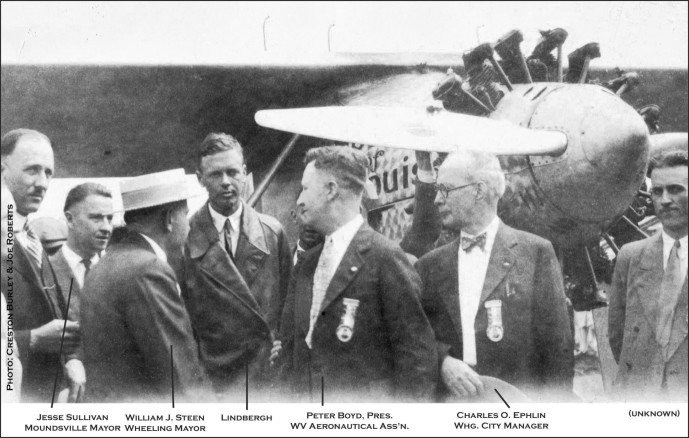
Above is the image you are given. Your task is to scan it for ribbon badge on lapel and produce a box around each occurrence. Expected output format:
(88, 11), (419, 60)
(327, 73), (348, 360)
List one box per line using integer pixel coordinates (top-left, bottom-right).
(485, 299), (504, 342)
(336, 298), (360, 342)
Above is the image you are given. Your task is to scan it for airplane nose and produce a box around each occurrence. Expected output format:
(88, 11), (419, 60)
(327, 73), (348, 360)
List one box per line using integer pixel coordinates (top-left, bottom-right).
(528, 85), (650, 223)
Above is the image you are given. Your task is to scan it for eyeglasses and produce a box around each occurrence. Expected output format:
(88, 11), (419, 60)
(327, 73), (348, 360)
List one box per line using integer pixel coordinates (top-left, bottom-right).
(650, 183), (687, 197)
(434, 182), (477, 200)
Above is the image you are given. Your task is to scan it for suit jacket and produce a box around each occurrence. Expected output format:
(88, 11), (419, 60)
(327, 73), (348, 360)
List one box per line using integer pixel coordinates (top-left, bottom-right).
(415, 222), (574, 401)
(47, 249), (81, 324)
(81, 230), (209, 402)
(183, 202), (292, 393)
(6, 240), (69, 402)
(608, 232), (688, 401)
(279, 224), (438, 402)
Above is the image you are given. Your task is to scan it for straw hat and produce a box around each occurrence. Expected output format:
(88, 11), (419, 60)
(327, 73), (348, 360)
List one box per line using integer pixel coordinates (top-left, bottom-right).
(120, 169), (203, 211)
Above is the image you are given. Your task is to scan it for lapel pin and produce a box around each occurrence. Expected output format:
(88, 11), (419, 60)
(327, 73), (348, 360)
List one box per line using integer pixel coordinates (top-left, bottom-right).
(350, 266), (358, 272)
(503, 262), (511, 267)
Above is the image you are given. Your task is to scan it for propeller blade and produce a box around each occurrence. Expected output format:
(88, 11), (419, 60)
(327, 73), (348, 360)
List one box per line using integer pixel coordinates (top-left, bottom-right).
(255, 106), (568, 156)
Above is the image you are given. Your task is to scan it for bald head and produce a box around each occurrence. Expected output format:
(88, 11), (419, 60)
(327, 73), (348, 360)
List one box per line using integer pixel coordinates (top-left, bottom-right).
(1, 129), (54, 216)
(434, 150), (505, 233)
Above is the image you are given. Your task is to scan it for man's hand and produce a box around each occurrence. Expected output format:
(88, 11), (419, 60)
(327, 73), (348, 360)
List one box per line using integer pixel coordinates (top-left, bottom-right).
(29, 320), (80, 353)
(64, 359), (86, 402)
(441, 356), (484, 398)
(269, 340), (282, 367)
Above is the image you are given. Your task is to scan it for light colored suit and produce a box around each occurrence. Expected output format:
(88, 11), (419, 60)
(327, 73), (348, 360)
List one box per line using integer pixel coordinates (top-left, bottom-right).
(416, 222), (574, 401)
(608, 232), (688, 401)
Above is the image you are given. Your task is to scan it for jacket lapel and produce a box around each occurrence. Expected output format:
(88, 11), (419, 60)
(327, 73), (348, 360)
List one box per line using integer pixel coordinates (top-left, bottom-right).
(318, 225), (371, 315)
(296, 243), (322, 335)
(49, 250), (80, 319)
(637, 233), (664, 325)
(187, 204), (264, 319)
(438, 240), (463, 342)
(478, 223), (516, 308)
(666, 276), (688, 360)
(234, 204), (269, 287)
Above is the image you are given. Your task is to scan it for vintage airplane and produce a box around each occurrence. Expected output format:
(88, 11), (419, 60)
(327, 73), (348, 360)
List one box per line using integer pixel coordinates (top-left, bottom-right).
(252, 28), (689, 311)
(2, 28), (687, 313)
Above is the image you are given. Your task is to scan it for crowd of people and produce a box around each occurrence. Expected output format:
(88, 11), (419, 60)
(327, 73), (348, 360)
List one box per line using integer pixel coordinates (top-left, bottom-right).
(1, 127), (686, 403)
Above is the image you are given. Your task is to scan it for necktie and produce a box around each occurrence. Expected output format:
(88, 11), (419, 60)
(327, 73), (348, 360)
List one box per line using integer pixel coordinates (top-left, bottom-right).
(82, 258), (92, 277)
(306, 236), (335, 348)
(460, 233), (487, 252)
(296, 248), (306, 264)
(23, 221), (43, 269)
(655, 240), (684, 357)
(223, 218), (234, 260)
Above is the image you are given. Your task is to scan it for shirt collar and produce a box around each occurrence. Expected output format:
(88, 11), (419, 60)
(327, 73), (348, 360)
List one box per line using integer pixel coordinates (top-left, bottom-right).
(326, 214), (364, 247)
(139, 233), (167, 263)
(62, 243), (100, 270)
(459, 216), (500, 253)
(662, 231), (688, 260)
(16, 212), (29, 231)
(209, 202), (243, 234)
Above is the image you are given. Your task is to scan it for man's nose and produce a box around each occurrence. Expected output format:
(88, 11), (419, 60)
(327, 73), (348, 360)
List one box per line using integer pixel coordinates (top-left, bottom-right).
(34, 171), (50, 190)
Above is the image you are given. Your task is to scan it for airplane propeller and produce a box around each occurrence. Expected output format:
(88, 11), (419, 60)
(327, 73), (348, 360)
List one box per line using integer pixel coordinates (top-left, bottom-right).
(255, 105), (568, 156)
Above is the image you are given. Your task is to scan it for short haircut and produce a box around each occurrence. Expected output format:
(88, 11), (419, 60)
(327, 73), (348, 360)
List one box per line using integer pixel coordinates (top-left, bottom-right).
(444, 150), (506, 200)
(648, 149), (688, 176)
(304, 146), (369, 195)
(1, 129), (51, 157)
(197, 132), (244, 169)
(124, 199), (186, 226)
(63, 182), (112, 212)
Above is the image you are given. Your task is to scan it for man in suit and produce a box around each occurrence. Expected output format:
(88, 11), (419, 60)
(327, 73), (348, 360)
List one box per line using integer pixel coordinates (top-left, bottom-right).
(1, 128), (81, 402)
(47, 183), (114, 402)
(81, 169), (209, 402)
(277, 146), (437, 402)
(415, 150), (573, 401)
(183, 133), (291, 398)
(608, 150), (688, 401)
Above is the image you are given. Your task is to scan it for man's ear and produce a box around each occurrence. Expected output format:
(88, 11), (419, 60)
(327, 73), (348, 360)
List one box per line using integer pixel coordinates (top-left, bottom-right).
(326, 180), (339, 201)
(195, 169), (204, 185)
(163, 208), (174, 233)
(64, 210), (75, 229)
(474, 181), (488, 201)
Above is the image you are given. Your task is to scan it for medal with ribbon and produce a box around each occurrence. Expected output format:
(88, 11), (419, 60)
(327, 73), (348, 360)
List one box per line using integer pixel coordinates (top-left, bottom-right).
(484, 299), (504, 342)
(337, 298), (360, 342)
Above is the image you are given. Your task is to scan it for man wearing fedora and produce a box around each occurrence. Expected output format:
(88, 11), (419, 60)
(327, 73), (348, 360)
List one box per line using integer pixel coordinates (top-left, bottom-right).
(183, 133), (292, 398)
(80, 169), (209, 402)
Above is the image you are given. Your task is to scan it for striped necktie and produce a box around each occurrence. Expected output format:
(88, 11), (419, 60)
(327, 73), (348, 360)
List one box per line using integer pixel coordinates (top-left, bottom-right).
(306, 236), (336, 348)
(23, 220), (43, 269)
(223, 218), (234, 261)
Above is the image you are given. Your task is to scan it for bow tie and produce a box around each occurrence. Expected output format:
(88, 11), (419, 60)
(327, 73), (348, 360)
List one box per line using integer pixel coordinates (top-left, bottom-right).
(460, 233), (487, 252)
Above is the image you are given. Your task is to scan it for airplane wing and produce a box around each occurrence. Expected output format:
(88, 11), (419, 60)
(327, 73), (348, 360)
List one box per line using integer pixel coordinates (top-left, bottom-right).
(255, 106), (568, 156)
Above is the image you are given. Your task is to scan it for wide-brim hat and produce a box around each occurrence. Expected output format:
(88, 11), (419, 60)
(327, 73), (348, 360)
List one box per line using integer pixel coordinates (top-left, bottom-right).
(120, 168), (204, 212)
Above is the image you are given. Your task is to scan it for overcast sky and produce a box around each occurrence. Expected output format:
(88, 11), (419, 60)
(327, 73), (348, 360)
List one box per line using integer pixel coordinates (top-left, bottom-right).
(2, 1), (687, 67)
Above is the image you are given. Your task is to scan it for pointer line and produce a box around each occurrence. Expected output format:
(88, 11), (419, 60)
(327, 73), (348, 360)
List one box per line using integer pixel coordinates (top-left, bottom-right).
(171, 345), (175, 408)
(51, 278), (74, 407)
(495, 389), (510, 409)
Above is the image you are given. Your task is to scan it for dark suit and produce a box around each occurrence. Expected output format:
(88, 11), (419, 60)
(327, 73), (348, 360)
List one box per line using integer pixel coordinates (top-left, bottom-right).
(7, 240), (69, 402)
(81, 230), (209, 402)
(279, 224), (438, 402)
(608, 233), (687, 401)
(416, 222), (574, 400)
(183, 202), (291, 394)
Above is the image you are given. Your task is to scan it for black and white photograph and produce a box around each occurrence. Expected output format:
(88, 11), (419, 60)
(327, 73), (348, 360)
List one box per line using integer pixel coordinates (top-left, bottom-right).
(1, 1), (687, 436)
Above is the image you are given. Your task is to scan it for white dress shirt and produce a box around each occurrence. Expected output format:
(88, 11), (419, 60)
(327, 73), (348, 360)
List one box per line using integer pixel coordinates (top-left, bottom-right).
(209, 203), (243, 256)
(61, 244), (100, 288)
(457, 216), (501, 366)
(305, 214), (364, 348)
(661, 231), (688, 282)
